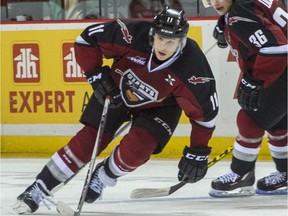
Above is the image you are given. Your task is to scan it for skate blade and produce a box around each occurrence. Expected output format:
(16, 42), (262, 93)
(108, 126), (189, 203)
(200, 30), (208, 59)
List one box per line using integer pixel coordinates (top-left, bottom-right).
(256, 186), (288, 195)
(209, 186), (255, 198)
(12, 200), (32, 214)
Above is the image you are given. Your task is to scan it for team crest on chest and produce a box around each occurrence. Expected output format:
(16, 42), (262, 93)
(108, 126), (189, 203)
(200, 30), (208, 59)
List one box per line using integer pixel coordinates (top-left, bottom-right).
(118, 69), (159, 107)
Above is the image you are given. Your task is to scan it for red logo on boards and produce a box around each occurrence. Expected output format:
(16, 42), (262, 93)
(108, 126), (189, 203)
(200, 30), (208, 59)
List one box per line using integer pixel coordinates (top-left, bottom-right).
(62, 43), (85, 82)
(13, 44), (40, 83)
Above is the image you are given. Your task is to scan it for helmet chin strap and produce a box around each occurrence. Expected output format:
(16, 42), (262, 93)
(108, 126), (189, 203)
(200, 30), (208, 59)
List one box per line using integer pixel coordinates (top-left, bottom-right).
(148, 27), (187, 53)
(151, 36), (186, 60)
(179, 37), (187, 53)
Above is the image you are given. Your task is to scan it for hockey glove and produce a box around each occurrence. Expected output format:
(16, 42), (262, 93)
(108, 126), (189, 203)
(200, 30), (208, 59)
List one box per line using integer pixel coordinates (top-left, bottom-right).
(237, 73), (263, 111)
(85, 66), (122, 108)
(178, 146), (211, 183)
(213, 15), (228, 48)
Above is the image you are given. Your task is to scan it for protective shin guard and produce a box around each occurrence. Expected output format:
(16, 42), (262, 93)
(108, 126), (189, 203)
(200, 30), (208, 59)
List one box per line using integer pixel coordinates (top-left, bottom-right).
(36, 166), (61, 191)
(67, 124), (114, 164)
(268, 130), (287, 172)
(231, 156), (256, 176)
(233, 110), (264, 166)
(106, 127), (158, 177)
(273, 158), (287, 173)
(237, 110), (265, 143)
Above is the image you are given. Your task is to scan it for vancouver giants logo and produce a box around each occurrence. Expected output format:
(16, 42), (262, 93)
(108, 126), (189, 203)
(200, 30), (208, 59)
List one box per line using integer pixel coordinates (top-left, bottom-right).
(117, 19), (133, 44)
(118, 69), (159, 107)
(13, 44), (40, 83)
(188, 76), (214, 85)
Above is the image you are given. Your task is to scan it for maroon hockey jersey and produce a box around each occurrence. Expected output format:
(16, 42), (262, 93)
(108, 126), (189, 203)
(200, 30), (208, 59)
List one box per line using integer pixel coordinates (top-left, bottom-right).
(223, 0), (287, 88)
(74, 19), (218, 147)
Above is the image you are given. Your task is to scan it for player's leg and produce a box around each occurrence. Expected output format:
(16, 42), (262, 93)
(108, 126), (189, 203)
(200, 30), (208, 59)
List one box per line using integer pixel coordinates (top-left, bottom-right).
(210, 72), (287, 197)
(85, 105), (182, 203)
(247, 72), (287, 195)
(209, 110), (264, 197)
(245, 71), (287, 131)
(13, 95), (129, 214)
(256, 115), (287, 195)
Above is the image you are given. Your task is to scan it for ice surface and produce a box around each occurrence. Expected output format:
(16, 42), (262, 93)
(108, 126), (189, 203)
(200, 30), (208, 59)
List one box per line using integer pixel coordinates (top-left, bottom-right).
(1, 158), (287, 216)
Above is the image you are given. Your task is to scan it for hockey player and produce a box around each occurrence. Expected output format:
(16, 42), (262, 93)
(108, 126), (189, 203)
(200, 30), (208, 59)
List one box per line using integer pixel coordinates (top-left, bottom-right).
(204, 0), (287, 197)
(13, 7), (218, 214)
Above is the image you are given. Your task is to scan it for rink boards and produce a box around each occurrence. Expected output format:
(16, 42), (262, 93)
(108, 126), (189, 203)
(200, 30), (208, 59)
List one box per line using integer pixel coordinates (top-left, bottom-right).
(1, 19), (271, 159)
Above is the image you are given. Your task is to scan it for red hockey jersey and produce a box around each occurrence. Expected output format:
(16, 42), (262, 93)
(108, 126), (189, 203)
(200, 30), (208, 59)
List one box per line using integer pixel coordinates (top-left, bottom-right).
(223, 0), (287, 88)
(74, 19), (218, 147)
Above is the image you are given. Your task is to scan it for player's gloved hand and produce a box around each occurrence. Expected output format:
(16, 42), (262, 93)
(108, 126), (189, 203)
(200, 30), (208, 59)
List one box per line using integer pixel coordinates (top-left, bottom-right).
(237, 73), (263, 111)
(178, 146), (211, 183)
(213, 15), (228, 48)
(85, 66), (122, 108)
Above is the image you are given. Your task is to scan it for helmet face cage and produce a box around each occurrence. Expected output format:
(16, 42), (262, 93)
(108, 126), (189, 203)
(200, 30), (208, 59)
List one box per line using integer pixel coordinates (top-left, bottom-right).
(153, 7), (189, 38)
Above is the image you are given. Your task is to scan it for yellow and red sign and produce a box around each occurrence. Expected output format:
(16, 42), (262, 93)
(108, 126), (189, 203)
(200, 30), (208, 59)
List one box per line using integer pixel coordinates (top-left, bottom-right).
(0, 23), (203, 156)
(2, 25), (201, 125)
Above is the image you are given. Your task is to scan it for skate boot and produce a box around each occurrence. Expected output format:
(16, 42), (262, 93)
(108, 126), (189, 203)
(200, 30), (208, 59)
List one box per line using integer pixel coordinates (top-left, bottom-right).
(256, 171), (287, 195)
(209, 169), (255, 197)
(13, 179), (54, 214)
(85, 161), (117, 203)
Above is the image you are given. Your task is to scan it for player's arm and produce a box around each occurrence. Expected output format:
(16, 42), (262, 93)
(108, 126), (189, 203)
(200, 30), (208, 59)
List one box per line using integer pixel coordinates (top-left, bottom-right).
(174, 59), (218, 183)
(177, 118), (215, 183)
(232, 1), (287, 110)
(232, 1), (287, 87)
(74, 20), (131, 72)
(73, 20), (131, 107)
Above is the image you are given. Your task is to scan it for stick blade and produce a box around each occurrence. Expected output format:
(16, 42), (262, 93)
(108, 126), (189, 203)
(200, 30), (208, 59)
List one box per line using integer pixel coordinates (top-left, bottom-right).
(57, 201), (75, 216)
(130, 188), (170, 199)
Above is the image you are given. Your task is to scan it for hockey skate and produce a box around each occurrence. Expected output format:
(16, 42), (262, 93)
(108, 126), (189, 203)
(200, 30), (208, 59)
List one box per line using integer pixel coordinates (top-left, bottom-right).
(13, 179), (54, 214)
(256, 171), (287, 195)
(209, 169), (255, 197)
(85, 161), (117, 203)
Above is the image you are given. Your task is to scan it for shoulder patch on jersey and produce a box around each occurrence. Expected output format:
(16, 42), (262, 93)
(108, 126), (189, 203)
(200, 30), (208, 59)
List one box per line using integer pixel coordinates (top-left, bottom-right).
(116, 19), (133, 44)
(88, 25), (105, 35)
(165, 74), (176, 86)
(127, 56), (146, 65)
(228, 16), (257, 26)
(188, 76), (214, 85)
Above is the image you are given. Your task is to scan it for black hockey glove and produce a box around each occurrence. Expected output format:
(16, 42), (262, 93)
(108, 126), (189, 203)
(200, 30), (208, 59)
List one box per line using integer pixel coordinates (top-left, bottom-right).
(178, 146), (211, 183)
(213, 15), (228, 48)
(85, 66), (122, 108)
(237, 73), (263, 111)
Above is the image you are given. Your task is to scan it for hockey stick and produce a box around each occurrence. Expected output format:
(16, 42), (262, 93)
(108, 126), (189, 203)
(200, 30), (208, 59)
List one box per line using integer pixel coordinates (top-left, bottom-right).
(57, 97), (111, 216)
(204, 42), (217, 55)
(130, 145), (234, 199)
(51, 120), (131, 195)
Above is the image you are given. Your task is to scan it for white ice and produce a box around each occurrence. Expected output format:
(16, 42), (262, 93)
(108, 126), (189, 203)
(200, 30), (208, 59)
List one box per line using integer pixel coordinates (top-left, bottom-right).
(1, 158), (287, 216)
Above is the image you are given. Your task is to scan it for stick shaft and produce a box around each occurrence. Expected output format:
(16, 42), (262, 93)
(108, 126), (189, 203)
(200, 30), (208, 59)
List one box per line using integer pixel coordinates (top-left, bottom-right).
(169, 145), (234, 194)
(75, 98), (110, 216)
(131, 145), (234, 199)
(208, 145), (234, 168)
